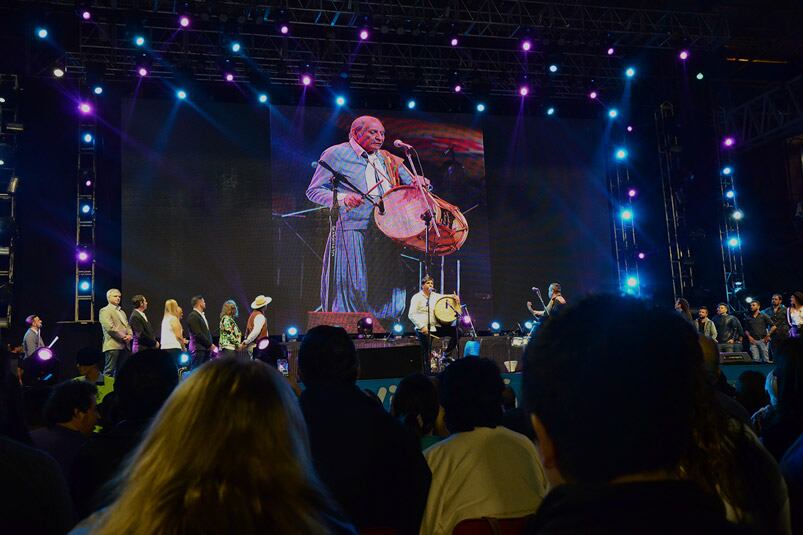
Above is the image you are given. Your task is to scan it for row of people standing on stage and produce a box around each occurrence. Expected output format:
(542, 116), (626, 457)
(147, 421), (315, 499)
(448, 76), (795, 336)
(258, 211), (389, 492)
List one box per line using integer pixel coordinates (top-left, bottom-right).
(94, 288), (273, 375)
(676, 291), (803, 362)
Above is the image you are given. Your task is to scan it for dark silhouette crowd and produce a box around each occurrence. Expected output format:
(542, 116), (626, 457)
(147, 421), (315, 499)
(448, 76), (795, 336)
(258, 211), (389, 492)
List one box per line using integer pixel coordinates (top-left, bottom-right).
(3, 293), (803, 534)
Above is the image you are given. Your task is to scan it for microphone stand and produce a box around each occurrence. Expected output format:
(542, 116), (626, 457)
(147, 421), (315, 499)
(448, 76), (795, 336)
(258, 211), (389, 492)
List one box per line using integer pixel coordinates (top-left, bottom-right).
(326, 173), (340, 312)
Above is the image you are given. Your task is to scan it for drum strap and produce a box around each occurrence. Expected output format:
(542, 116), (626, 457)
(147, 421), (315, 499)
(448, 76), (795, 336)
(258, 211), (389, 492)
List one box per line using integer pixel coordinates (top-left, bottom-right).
(379, 150), (403, 187)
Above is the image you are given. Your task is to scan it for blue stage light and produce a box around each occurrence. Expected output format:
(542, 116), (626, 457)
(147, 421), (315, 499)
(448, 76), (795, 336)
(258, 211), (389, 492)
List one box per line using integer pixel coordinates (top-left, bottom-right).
(176, 89), (187, 100)
(625, 67), (636, 78)
(393, 323), (404, 334)
(722, 166), (732, 175)
(620, 208), (633, 221)
(134, 35), (145, 47)
(286, 326), (298, 337)
(78, 279), (91, 292)
(258, 93), (268, 104)
(335, 95), (346, 107)
(179, 352), (190, 365)
(727, 236), (740, 248)
(546, 107), (555, 116)
(696, 72), (704, 80)
(476, 103), (486, 112)
(231, 41), (241, 53)
(490, 321), (501, 332)
(548, 64), (558, 73)
(615, 148), (628, 160)
(626, 276), (639, 288)
(93, 85), (103, 95)
(608, 108), (619, 118)
(732, 209), (744, 221)
(725, 190), (735, 199)
(407, 99), (416, 109)
(524, 320), (534, 330)
(82, 132), (93, 144)
(36, 27), (48, 39)
(81, 203), (92, 215)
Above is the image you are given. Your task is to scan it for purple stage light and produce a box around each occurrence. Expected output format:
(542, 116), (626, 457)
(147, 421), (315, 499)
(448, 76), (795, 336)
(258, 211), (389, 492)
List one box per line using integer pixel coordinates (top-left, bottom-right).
(607, 47), (615, 55)
(627, 125), (633, 132)
(461, 314), (471, 324)
(589, 90), (598, 99)
(257, 338), (270, 350)
(85, 179), (92, 187)
(628, 188), (637, 198)
(280, 24), (289, 35)
(359, 29), (369, 40)
(36, 348), (54, 361)
(179, 15), (190, 28)
(77, 250), (90, 262)
(519, 86), (529, 96)
(365, 317), (373, 324)
(679, 50), (689, 60)
(138, 67), (148, 77)
(301, 74), (312, 86)
(521, 40), (532, 51)
(454, 84), (462, 93)
(78, 102), (92, 114)
(82, 10), (91, 20)
(637, 252), (646, 260)
(450, 37), (459, 47)
(723, 136), (735, 148)
(225, 73), (234, 82)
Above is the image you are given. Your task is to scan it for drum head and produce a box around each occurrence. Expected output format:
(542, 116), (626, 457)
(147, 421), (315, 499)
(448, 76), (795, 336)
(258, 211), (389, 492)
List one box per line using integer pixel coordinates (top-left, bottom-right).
(434, 295), (459, 324)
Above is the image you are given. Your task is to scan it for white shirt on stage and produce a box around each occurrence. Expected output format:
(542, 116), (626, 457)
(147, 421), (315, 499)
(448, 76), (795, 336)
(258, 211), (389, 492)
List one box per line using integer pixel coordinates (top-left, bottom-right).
(421, 426), (548, 535)
(408, 290), (443, 331)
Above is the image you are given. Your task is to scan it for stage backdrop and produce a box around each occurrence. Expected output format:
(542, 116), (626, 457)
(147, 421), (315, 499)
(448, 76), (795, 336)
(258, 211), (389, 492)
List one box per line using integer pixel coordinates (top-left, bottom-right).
(120, 99), (613, 335)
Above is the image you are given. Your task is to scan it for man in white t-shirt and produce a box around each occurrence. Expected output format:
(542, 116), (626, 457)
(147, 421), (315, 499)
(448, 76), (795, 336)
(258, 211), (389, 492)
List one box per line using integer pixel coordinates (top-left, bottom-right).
(408, 275), (460, 372)
(421, 357), (548, 534)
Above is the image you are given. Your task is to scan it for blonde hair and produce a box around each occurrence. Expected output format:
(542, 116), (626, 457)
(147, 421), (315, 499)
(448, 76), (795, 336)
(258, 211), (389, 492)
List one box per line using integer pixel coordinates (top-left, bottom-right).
(93, 359), (339, 534)
(221, 299), (239, 319)
(164, 299), (183, 319)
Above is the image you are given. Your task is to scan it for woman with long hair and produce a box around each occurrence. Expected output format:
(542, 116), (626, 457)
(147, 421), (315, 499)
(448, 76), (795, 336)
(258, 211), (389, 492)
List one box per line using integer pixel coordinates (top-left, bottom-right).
(80, 358), (355, 534)
(390, 373), (443, 450)
(218, 300), (243, 360)
(788, 292), (803, 338)
(160, 299), (188, 367)
(675, 297), (694, 326)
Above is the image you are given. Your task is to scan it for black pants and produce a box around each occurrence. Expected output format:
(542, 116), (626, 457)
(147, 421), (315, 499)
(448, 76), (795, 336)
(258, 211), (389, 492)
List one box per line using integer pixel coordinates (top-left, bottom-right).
(416, 324), (459, 371)
(190, 349), (210, 370)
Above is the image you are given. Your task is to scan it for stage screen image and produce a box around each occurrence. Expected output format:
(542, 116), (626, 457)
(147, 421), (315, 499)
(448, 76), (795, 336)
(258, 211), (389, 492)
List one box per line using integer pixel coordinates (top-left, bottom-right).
(270, 108), (493, 331)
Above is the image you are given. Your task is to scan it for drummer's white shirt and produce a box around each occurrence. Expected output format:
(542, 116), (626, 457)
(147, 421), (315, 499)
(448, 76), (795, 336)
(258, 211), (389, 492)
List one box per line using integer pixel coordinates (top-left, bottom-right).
(408, 290), (443, 331)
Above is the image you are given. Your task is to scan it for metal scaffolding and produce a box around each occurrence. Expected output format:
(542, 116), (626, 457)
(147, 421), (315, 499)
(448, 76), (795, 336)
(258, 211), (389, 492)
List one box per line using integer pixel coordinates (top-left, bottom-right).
(74, 84), (97, 323)
(608, 149), (639, 296)
(0, 74), (21, 329)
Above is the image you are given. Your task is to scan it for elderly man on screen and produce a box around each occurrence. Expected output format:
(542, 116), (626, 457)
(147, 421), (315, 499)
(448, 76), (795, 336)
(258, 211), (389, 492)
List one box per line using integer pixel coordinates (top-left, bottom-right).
(98, 288), (133, 377)
(306, 115), (428, 319)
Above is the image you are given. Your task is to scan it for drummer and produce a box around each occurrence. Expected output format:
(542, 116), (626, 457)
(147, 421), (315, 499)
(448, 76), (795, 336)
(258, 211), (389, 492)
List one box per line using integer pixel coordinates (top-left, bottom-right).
(408, 275), (460, 371)
(307, 115), (430, 318)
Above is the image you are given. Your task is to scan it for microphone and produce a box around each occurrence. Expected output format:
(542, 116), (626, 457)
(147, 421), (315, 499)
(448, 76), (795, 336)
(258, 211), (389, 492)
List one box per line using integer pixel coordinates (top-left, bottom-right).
(532, 287), (540, 293)
(393, 139), (414, 151)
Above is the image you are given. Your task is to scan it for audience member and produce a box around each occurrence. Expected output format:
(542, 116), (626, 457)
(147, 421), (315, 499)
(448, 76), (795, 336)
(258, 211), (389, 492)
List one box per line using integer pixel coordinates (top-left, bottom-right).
(422, 357), (547, 535)
(74, 347), (115, 405)
(390, 373), (443, 450)
(757, 338), (803, 460)
(74, 358), (355, 534)
(1, 353), (75, 534)
(21, 383), (52, 431)
(779, 433), (803, 533)
(522, 295), (740, 532)
(699, 335), (750, 425)
(31, 380), (97, 485)
(128, 294), (158, 353)
(736, 370), (770, 417)
(500, 384), (535, 439)
(187, 295), (217, 369)
(752, 370), (778, 436)
(71, 349), (179, 519)
(674, 297), (694, 326)
(298, 325), (431, 533)
(99, 288), (133, 376)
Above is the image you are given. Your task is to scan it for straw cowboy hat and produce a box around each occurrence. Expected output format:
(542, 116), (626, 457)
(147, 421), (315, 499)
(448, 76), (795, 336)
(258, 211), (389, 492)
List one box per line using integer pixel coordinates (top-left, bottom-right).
(250, 295), (273, 309)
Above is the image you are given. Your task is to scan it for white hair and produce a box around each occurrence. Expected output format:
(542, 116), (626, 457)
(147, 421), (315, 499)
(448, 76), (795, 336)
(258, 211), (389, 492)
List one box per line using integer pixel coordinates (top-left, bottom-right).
(349, 115), (381, 139)
(107, 288), (121, 301)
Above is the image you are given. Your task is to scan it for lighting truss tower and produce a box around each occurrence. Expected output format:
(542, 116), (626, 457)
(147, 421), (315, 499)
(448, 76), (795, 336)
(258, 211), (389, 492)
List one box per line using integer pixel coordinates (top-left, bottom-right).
(608, 149), (640, 296)
(0, 74), (21, 329)
(715, 109), (746, 311)
(74, 88), (97, 322)
(655, 102), (694, 302)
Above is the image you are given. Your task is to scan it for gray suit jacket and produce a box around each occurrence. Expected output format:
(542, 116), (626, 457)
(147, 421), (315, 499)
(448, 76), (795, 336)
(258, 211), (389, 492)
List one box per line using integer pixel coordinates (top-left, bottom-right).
(99, 304), (132, 352)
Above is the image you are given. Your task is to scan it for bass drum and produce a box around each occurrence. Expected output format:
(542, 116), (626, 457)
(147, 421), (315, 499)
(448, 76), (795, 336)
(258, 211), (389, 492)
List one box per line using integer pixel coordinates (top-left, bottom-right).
(374, 185), (468, 256)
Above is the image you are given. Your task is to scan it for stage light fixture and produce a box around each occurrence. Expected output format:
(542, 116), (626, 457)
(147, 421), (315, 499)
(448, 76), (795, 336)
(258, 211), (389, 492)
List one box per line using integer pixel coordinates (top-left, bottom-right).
(78, 102), (92, 115)
(335, 95), (346, 106)
(392, 323), (404, 334)
(461, 314), (472, 325)
(490, 321), (501, 332)
(53, 68), (65, 78)
(36, 27), (48, 39)
(179, 15), (190, 28)
(176, 89), (187, 100)
(620, 208), (633, 221)
(78, 279), (92, 292)
(548, 64), (558, 73)
(84, 179), (92, 187)
(230, 41), (241, 53)
(134, 35), (145, 47)
(179, 352), (190, 365)
(626, 276), (639, 288)
(519, 85), (529, 97)
(450, 37), (459, 47)
(280, 24), (289, 35)
(628, 188), (637, 198)
(696, 72), (704, 80)
(589, 91), (598, 99)
(745, 296), (754, 304)
(637, 252), (646, 260)
(607, 47), (615, 55)
(625, 67), (636, 78)
(0, 160), (4, 166)
(723, 136), (735, 148)
(615, 148), (628, 160)
(521, 40), (532, 52)
(407, 99), (416, 109)
(357, 317), (374, 337)
(524, 320), (534, 331)
(727, 236), (740, 248)
(546, 107), (555, 116)
(257, 337), (270, 350)
(258, 93), (268, 104)
(359, 28), (370, 41)
(80, 203), (92, 215)
(137, 67), (148, 77)
(476, 103), (486, 112)
(301, 74), (312, 86)
(608, 108), (618, 118)
(679, 50), (689, 60)
(732, 209), (744, 220)
(82, 132), (93, 144)
(722, 166), (732, 175)
(93, 85), (103, 95)
(627, 125), (633, 132)
(725, 190), (735, 199)
(286, 326), (298, 336)
(81, 11), (91, 21)
(76, 249), (91, 263)
(35, 347), (54, 361)
(224, 72), (234, 82)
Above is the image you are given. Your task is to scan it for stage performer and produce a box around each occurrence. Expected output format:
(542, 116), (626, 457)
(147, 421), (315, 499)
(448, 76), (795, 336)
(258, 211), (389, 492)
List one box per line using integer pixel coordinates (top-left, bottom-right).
(129, 294), (159, 353)
(307, 115), (427, 319)
(527, 283), (566, 320)
(22, 314), (45, 359)
(409, 275), (459, 371)
(99, 288), (133, 377)
(187, 295), (216, 369)
(243, 294), (271, 357)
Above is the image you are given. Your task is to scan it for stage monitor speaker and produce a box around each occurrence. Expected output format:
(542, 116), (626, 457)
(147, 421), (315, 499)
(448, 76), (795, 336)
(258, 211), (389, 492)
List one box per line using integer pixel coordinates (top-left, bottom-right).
(358, 344), (420, 379)
(306, 311), (386, 334)
(719, 352), (753, 364)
